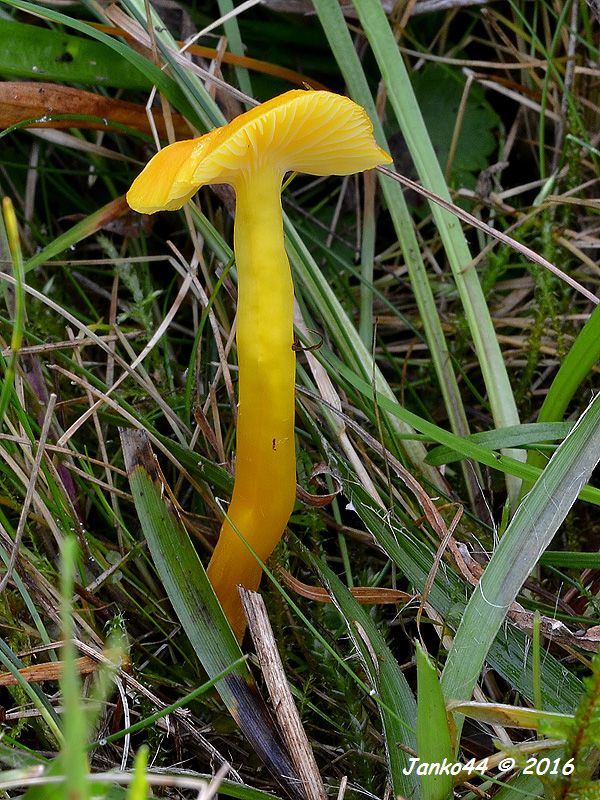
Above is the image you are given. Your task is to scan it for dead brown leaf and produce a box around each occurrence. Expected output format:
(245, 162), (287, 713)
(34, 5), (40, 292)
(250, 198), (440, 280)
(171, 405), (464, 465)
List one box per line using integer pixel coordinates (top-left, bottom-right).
(0, 655), (98, 686)
(0, 82), (192, 137)
(279, 567), (411, 605)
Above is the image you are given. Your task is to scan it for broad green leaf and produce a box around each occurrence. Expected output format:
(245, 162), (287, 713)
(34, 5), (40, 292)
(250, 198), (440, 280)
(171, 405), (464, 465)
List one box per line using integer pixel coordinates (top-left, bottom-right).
(1, 0), (204, 128)
(540, 552), (600, 568)
(412, 64), (500, 187)
(0, 20), (151, 89)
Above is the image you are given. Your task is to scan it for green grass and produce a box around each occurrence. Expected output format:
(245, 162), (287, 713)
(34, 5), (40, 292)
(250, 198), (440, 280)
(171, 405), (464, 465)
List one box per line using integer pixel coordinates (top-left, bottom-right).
(0, 1), (599, 798)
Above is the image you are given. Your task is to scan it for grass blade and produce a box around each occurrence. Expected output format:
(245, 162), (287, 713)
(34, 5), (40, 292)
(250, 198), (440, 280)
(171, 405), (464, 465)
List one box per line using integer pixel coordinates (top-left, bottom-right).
(416, 643), (453, 800)
(310, 553), (419, 800)
(426, 422), (574, 466)
(126, 746), (148, 800)
(59, 537), (89, 800)
(320, 347), (600, 504)
(0, 198), (25, 424)
(215, 0), (254, 99)
(324, 449), (584, 713)
(527, 303), (600, 478)
(349, 0), (524, 500)
(441, 391), (600, 726)
(286, 225), (445, 490)
(537, 301), (600, 425)
(120, 428), (304, 800)
(312, 0), (477, 500)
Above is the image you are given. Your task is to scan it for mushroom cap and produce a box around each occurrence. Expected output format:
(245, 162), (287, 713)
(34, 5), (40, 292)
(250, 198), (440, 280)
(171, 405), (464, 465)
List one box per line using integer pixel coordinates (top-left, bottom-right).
(127, 90), (392, 213)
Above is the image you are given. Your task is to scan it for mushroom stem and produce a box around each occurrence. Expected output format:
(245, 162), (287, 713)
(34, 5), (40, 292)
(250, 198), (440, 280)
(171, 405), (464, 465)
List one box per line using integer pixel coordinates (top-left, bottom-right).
(207, 167), (297, 639)
(126, 90), (392, 641)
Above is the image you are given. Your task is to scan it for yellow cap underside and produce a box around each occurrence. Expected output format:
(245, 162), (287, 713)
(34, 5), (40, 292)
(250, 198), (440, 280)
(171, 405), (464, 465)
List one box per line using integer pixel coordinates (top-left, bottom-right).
(126, 90), (392, 214)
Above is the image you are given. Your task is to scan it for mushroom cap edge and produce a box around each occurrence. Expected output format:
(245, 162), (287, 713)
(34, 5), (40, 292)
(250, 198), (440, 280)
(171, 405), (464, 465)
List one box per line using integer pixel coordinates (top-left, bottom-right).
(127, 90), (392, 214)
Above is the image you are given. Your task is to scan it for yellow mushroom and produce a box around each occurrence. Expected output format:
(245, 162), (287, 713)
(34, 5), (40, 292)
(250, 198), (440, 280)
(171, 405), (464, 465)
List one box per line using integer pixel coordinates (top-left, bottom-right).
(127, 90), (391, 639)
